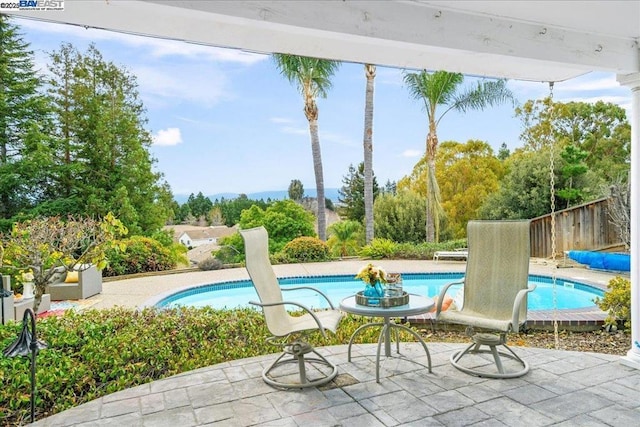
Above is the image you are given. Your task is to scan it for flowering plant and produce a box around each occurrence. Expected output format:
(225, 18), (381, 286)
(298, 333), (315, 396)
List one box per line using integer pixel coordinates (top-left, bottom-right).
(21, 270), (34, 282)
(355, 263), (387, 285)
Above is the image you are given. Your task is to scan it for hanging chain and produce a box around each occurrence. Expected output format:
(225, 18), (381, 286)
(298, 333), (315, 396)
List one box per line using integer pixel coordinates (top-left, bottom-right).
(547, 82), (560, 349)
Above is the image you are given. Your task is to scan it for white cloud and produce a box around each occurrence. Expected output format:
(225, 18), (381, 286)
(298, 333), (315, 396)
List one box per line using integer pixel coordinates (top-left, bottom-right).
(133, 65), (231, 107)
(376, 67), (405, 86)
(281, 126), (308, 135)
(270, 117), (294, 124)
(558, 95), (630, 105)
(401, 149), (422, 158)
(555, 75), (620, 92)
(152, 128), (183, 146)
(321, 131), (356, 147)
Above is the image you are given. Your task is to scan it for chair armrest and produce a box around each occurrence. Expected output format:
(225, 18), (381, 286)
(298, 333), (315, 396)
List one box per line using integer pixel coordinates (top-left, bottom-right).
(281, 286), (336, 309)
(511, 284), (537, 331)
(249, 299), (328, 337)
(435, 280), (464, 317)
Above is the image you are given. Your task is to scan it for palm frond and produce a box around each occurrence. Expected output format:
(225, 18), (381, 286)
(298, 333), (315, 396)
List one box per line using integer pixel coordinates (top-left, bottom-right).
(403, 70), (463, 119)
(273, 54), (340, 98)
(452, 78), (514, 113)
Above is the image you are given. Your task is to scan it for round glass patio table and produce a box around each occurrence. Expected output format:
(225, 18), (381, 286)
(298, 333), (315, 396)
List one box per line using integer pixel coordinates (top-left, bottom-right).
(339, 294), (434, 383)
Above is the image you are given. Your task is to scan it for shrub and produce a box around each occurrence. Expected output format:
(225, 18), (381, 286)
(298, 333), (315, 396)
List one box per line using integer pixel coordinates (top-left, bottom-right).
(198, 257), (223, 271)
(269, 251), (292, 265)
(239, 200), (316, 253)
(374, 190), (426, 244)
(103, 236), (176, 276)
(0, 308), (384, 425)
(595, 276), (631, 329)
(358, 238), (467, 260)
(326, 220), (363, 257)
(394, 239), (467, 260)
(359, 238), (398, 259)
(281, 237), (330, 262)
(151, 229), (189, 267)
(214, 233), (245, 264)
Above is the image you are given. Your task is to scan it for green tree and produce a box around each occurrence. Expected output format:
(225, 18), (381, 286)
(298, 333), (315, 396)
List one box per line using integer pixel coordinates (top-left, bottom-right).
(362, 64), (376, 244)
(288, 179), (304, 202)
(338, 162), (380, 223)
(217, 199), (316, 261)
(187, 191), (213, 219)
(436, 140), (504, 238)
(479, 149), (559, 220)
(0, 214), (127, 310)
(176, 202), (192, 223)
(557, 144), (589, 208)
(273, 54), (340, 241)
(517, 99), (630, 182)
(497, 142), (510, 160)
(327, 220), (363, 257)
(403, 70), (513, 242)
(383, 180), (397, 195)
(373, 190), (426, 244)
(44, 43), (172, 234)
(215, 194), (268, 227)
(0, 16), (53, 218)
(240, 199), (315, 252)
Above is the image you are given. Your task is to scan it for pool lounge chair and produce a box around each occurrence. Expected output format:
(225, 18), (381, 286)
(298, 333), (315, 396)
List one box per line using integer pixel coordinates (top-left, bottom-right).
(240, 226), (343, 389)
(435, 220), (535, 378)
(433, 249), (468, 262)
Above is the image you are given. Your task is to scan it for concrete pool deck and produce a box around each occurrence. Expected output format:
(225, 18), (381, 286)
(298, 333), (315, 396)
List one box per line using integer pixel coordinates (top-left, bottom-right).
(31, 259), (640, 426)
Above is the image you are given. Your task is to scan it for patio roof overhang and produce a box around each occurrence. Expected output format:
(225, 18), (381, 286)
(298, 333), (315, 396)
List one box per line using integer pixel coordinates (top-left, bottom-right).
(6, 0), (640, 81)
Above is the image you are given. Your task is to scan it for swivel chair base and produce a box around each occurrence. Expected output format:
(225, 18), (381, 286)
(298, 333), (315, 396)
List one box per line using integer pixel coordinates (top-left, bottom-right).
(263, 340), (338, 390)
(450, 333), (530, 379)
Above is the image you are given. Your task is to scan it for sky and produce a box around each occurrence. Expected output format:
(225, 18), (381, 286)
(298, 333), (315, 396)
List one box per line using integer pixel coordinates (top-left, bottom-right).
(14, 17), (632, 199)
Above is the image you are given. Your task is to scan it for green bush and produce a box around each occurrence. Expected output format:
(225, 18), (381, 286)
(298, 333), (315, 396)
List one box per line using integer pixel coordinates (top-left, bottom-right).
(394, 239), (467, 260)
(281, 237), (330, 262)
(359, 238), (467, 260)
(595, 276), (631, 329)
(0, 308), (390, 425)
(103, 236), (177, 276)
(198, 257), (223, 271)
(214, 233), (245, 264)
(150, 229), (189, 267)
(359, 238), (398, 259)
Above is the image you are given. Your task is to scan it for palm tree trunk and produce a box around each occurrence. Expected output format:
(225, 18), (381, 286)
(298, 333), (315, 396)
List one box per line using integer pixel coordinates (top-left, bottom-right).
(363, 64), (376, 244)
(425, 127), (439, 242)
(309, 119), (327, 241)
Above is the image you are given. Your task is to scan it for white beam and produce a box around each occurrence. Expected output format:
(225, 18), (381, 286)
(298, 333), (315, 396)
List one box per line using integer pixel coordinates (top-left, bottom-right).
(6, 0), (639, 81)
(618, 71), (640, 370)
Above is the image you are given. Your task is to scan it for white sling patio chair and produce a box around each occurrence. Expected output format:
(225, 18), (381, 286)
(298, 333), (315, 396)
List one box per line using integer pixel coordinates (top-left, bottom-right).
(240, 226), (343, 389)
(435, 220), (536, 378)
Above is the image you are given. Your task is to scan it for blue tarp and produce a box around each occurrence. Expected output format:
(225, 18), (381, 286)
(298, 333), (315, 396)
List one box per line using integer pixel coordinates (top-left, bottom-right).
(568, 250), (630, 272)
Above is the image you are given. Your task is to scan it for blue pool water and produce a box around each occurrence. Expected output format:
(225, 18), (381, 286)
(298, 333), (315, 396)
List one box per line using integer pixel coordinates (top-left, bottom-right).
(156, 273), (603, 311)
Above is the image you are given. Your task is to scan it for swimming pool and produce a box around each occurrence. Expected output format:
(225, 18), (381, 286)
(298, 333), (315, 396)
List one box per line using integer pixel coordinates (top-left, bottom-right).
(155, 273), (603, 311)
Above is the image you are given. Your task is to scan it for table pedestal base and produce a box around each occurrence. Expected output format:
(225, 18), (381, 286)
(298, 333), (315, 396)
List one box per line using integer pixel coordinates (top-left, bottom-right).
(347, 317), (432, 382)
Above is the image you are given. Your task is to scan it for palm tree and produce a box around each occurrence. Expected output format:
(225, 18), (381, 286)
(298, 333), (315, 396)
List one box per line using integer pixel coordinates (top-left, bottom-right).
(362, 64), (376, 244)
(327, 220), (363, 257)
(403, 70), (513, 242)
(273, 54), (340, 241)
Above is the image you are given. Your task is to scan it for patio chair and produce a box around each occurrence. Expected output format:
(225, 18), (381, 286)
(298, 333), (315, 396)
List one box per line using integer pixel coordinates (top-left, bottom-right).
(435, 220), (535, 378)
(240, 226), (343, 389)
(46, 264), (102, 301)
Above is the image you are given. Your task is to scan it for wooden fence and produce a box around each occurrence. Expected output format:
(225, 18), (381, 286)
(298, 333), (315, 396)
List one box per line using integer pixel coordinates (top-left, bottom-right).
(529, 198), (623, 258)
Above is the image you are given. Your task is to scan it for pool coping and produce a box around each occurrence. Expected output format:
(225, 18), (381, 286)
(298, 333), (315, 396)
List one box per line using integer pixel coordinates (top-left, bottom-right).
(143, 270), (611, 331)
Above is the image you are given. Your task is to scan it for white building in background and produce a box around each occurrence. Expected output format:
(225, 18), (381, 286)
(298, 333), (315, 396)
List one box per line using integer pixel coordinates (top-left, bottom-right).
(178, 226), (236, 248)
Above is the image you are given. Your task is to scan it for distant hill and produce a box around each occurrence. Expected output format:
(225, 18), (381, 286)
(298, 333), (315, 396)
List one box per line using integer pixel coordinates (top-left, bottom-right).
(174, 188), (341, 204)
